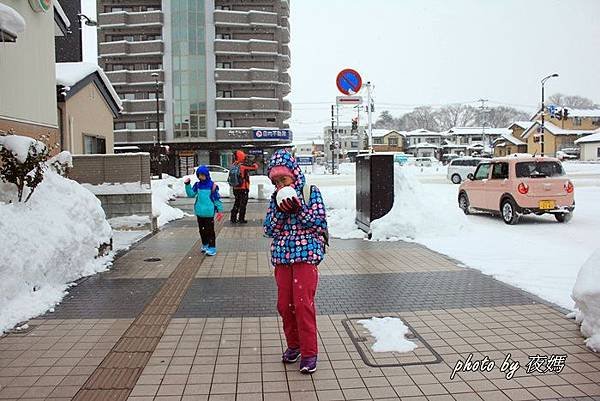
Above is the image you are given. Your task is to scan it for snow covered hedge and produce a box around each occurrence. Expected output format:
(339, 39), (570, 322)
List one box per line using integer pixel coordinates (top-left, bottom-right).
(0, 135), (112, 333)
(571, 249), (600, 352)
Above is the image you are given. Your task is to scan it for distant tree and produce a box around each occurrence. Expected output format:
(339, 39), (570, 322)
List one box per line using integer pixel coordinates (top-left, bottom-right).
(548, 93), (600, 109)
(374, 110), (398, 129)
(399, 106), (440, 131)
(435, 105), (479, 131)
(475, 106), (530, 128)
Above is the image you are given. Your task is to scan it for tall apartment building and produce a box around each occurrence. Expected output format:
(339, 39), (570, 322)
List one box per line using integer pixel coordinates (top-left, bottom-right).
(97, 0), (291, 176)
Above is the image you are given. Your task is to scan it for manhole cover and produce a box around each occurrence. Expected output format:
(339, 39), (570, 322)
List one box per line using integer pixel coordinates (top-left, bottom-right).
(342, 317), (442, 368)
(144, 258), (162, 262)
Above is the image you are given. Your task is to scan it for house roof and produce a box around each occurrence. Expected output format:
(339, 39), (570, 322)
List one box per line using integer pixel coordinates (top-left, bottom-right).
(493, 133), (526, 146)
(444, 127), (511, 136)
(56, 62), (123, 116)
(371, 129), (406, 138)
(574, 131), (600, 144)
(509, 121), (535, 131)
(522, 121), (598, 139)
(408, 142), (439, 149)
(406, 129), (441, 137)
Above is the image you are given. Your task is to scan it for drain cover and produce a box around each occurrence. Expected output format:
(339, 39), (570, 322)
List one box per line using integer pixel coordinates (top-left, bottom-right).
(144, 257), (161, 262)
(342, 317), (442, 368)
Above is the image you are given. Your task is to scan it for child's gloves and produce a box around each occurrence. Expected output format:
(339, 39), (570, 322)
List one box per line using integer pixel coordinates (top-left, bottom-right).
(279, 197), (302, 213)
(216, 212), (223, 222)
(183, 177), (191, 185)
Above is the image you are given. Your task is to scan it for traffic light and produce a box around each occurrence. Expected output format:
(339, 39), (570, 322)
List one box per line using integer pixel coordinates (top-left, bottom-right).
(563, 108), (569, 119)
(351, 118), (358, 132)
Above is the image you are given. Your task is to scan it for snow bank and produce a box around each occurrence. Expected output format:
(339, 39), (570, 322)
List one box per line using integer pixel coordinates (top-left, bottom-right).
(0, 135), (46, 163)
(0, 170), (112, 333)
(571, 249), (600, 352)
(151, 177), (185, 227)
(108, 215), (151, 229)
(0, 3), (26, 37)
(357, 317), (417, 353)
(370, 164), (465, 240)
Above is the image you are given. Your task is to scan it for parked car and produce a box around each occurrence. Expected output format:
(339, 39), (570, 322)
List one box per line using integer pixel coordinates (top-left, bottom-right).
(414, 157), (438, 167)
(457, 156), (575, 224)
(394, 152), (412, 165)
(194, 165), (230, 182)
(441, 154), (460, 165)
(447, 157), (485, 184)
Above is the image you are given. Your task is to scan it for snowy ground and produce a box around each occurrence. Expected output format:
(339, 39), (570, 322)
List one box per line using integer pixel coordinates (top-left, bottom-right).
(314, 162), (600, 312)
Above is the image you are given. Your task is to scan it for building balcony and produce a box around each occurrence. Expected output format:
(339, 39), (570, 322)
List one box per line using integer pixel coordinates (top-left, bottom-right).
(214, 68), (290, 86)
(99, 40), (163, 57)
(114, 129), (165, 144)
(106, 70), (164, 86)
(215, 97), (291, 115)
(214, 10), (278, 27)
(98, 10), (163, 28)
(278, 26), (290, 44)
(120, 99), (165, 115)
(214, 39), (278, 55)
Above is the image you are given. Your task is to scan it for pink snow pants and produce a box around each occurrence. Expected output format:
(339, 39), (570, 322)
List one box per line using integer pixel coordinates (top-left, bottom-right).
(274, 262), (319, 357)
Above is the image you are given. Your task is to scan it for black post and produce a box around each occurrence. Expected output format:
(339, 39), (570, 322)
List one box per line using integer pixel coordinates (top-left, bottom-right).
(541, 83), (545, 157)
(331, 105), (335, 175)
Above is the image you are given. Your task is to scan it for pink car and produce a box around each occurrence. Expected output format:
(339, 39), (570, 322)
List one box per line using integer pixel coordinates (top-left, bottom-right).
(458, 156), (575, 224)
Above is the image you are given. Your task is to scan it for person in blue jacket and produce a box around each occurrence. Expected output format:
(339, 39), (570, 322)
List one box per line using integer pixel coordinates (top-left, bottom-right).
(184, 165), (224, 256)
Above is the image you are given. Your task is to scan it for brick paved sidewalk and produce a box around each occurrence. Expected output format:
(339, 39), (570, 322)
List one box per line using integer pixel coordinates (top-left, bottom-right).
(0, 199), (599, 401)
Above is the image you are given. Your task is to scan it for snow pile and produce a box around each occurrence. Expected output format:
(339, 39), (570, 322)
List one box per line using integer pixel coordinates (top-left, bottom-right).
(571, 249), (600, 352)
(0, 3), (26, 37)
(370, 164), (464, 240)
(151, 177), (185, 226)
(0, 135), (46, 163)
(0, 170), (112, 333)
(112, 230), (149, 253)
(82, 181), (151, 195)
(319, 185), (363, 239)
(357, 317), (417, 353)
(108, 215), (151, 229)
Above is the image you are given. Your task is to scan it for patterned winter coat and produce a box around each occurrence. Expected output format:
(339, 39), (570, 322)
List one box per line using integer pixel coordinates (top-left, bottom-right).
(264, 149), (328, 266)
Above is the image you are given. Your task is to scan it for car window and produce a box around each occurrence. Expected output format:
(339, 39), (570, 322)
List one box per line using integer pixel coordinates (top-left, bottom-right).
(515, 161), (564, 178)
(491, 163), (509, 180)
(451, 160), (463, 166)
(474, 163), (491, 180)
(470, 159), (482, 166)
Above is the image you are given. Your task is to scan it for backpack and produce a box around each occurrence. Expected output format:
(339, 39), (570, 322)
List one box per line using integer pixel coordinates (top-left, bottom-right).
(227, 164), (243, 187)
(302, 182), (330, 252)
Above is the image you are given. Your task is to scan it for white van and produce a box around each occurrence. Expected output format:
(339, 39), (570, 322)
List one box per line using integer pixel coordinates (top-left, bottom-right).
(447, 157), (484, 184)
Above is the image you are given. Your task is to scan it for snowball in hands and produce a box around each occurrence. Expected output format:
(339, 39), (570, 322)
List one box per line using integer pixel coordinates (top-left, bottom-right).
(276, 186), (298, 208)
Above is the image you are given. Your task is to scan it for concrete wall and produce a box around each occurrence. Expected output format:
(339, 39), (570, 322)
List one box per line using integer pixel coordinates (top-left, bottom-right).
(61, 81), (115, 154)
(69, 153), (151, 185)
(0, 0), (57, 129)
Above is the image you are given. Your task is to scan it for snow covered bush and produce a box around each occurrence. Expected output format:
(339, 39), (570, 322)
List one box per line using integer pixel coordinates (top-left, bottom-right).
(47, 150), (73, 177)
(571, 249), (600, 352)
(0, 168), (113, 333)
(0, 133), (49, 202)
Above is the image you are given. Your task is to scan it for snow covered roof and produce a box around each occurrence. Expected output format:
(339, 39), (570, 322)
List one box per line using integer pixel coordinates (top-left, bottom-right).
(409, 142), (439, 149)
(0, 3), (26, 40)
(406, 129), (441, 137)
(445, 127), (511, 136)
(56, 63), (123, 114)
(509, 121), (535, 131)
(371, 129), (406, 138)
(493, 133), (526, 146)
(522, 121), (598, 139)
(575, 132), (600, 144)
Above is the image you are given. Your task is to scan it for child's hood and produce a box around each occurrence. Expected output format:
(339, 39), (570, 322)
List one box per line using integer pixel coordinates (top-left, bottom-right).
(193, 165), (214, 190)
(267, 149), (305, 191)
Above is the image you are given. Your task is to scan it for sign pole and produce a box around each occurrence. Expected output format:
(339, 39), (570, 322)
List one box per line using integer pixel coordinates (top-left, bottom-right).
(366, 81), (373, 152)
(331, 105), (335, 175)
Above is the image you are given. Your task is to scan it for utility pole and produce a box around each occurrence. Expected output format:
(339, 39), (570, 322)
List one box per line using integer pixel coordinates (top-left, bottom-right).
(366, 81), (373, 152)
(331, 105), (335, 174)
(151, 72), (162, 177)
(478, 98), (488, 154)
(540, 74), (559, 157)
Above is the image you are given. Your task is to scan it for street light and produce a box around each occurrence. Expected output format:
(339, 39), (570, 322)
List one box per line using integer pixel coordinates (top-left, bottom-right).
(540, 73), (559, 156)
(77, 14), (97, 27)
(151, 72), (162, 176)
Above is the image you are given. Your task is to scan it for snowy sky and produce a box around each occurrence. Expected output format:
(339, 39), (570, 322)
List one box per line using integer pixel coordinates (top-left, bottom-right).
(81, 0), (600, 141)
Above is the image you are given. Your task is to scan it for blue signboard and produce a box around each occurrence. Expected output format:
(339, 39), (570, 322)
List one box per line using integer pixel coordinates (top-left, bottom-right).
(253, 129), (292, 140)
(296, 156), (313, 165)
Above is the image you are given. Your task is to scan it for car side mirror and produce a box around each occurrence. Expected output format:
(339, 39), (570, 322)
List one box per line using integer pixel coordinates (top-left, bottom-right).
(467, 173), (474, 180)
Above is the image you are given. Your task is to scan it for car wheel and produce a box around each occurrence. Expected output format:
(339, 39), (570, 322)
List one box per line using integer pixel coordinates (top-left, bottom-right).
(501, 199), (519, 225)
(555, 212), (573, 223)
(451, 174), (462, 184)
(459, 193), (471, 215)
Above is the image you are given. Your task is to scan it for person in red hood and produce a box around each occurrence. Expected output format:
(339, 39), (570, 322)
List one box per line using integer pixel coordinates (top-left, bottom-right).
(230, 150), (258, 224)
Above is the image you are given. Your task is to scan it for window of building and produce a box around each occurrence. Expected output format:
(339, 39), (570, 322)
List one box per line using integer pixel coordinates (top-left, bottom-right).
(217, 120), (233, 128)
(217, 90), (232, 98)
(216, 62), (232, 69)
(216, 33), (232, 40)
(148, 92), (157, 99)
(216, 5), (231, 10)
(351, 141), (358, 148)
(147, 63), (162, 70)
(388, 137), (399, 146)
(122, 93), (135, 100)
(114, 122), (125, 130)
(83, 135), (106, 154)
(597, 148), (600, 158)
(573, 117), (582, 126)
(125, 122), (137, 130)
(373, 138), (383, 145)
(266, 118), (276, 122)
(112, 64), (124, 71)
(147, 121), (159, 129)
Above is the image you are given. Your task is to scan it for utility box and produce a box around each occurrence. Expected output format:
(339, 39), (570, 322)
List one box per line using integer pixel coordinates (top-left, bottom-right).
(355, 153), (394, 235)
